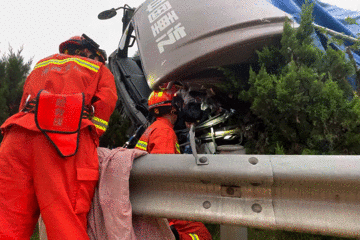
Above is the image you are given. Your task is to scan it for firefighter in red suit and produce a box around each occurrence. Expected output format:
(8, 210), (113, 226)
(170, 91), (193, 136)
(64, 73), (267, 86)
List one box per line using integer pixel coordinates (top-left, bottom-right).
(135, 86), (212, 240)
(0, 34), (117, 239)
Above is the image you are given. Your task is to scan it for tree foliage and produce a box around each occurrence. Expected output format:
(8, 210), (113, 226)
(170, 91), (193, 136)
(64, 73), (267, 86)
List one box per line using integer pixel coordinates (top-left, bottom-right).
(99, 106), (131, 148)
(221, 1), (360, 155)
(345, 16), (358, 25)
(0, 47), (32, 142)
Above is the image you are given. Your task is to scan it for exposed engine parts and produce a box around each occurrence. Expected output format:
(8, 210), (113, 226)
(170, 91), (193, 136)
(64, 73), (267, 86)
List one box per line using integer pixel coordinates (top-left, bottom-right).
(174, 86), (243, 155)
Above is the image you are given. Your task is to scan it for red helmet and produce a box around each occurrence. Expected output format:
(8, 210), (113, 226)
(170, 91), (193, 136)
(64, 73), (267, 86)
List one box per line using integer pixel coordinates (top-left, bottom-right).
(148, 85), (181, 116)
(59, 34), (107, 63)
(59, 36), (84, 54)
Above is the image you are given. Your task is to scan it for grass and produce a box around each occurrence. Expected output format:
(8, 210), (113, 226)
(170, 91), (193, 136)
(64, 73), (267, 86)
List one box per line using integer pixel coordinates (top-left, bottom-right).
(248, 228), (358, 240)
(205, 225), (358, 240)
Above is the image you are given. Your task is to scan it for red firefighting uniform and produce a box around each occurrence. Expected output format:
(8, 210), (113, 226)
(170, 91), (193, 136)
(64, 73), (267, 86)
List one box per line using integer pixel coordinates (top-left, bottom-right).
(135, 117), (212, 240)
(168, 220), (212, 240)
(135, 117), (181, 154)
(0, 53), (117, 239)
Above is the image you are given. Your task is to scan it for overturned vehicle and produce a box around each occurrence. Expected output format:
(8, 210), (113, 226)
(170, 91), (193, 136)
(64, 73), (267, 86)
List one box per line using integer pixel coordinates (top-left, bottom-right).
(98, 0), (291, 155)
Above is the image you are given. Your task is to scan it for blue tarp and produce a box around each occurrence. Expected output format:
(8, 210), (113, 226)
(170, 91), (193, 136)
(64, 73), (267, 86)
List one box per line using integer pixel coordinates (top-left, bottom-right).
(267, 0), (360, 87)
(268, 0), (360, 60)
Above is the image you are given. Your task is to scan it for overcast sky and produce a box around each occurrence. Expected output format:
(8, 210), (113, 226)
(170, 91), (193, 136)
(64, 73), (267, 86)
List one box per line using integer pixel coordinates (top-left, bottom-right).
(0, 0), (144, 68)
(1, 0), (360, 69)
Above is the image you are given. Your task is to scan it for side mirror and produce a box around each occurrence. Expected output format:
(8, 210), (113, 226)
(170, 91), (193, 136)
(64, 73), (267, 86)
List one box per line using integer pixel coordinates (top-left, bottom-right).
(98, 8), (117, 20)
(98, 5), (134, 21)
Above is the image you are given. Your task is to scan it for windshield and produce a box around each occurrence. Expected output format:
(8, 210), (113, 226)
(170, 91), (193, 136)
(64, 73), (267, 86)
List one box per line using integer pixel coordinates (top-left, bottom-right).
(118, 24), (130, 51)
(118, 22), (139, 58)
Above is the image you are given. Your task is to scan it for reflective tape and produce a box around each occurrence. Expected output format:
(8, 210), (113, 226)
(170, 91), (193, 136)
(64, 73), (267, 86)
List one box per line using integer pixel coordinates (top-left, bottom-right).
(136, 140), (148, 151)
(189, 233), (199, 240)
(34, 57), (100, 72)
(176, 142), (180, 154)
(93, 123), (106, 131)
(92, 116), (108, 125)
(91, 116), (108, 131)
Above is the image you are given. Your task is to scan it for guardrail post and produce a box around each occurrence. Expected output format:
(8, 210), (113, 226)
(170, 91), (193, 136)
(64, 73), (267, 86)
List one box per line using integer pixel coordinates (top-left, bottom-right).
(220, 225), (248, 240)
(218, 145), (248, 240)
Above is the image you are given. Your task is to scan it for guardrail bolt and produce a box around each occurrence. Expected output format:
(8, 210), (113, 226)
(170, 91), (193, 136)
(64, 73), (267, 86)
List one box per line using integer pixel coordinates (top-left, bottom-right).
(199, 157), (208, 163)
(249, 157), (259, 165)
(335, 194), (340, 202)
(203, 201), (211, 209)
(251, 203), (262, 213)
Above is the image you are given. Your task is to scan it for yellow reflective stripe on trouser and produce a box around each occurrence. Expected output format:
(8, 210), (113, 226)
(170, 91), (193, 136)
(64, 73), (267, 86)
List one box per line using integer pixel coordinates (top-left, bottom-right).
(91, 116), (108, 131)
(175, 142), (180, 153)
(136, 140), (147, 151)
(189, 234), (199, 240)
(34, 57), (100, 72)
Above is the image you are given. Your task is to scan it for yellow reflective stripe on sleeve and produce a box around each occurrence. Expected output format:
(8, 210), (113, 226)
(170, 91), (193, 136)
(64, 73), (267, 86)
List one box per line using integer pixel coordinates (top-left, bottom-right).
(34, 57), (100, 72)
(175, 142), (180, 153)
(92, 116), (108, 126)
(93, 123), (106, 131)
(91, 116), (108, 132)
(189, 234), (199, 240)
(135, 140), (147, 151)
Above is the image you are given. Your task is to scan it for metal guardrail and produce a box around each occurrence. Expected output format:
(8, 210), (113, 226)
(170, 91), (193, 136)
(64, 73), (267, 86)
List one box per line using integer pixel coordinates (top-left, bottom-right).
(129, 154), (360, 238)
